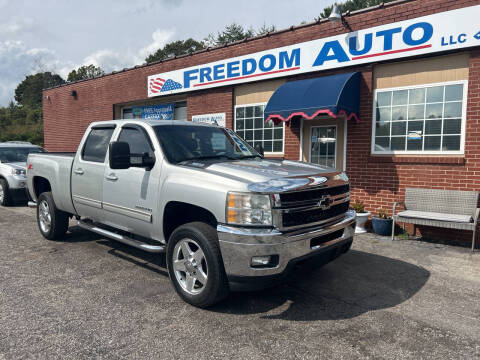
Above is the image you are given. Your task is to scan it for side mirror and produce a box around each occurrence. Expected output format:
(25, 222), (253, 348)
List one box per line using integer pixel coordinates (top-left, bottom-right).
(142, 152), (156, 169)
(130, 152), (156, 170)
(254, 143), (264, 157)
(109, 141), (131, 169)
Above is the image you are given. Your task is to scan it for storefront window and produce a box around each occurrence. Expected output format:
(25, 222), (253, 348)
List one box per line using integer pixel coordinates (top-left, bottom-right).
(122, 108), (133, 119)
(121, 101), (186, 120)
(372, 81), (466, 154)
(235, 104), (284, 154)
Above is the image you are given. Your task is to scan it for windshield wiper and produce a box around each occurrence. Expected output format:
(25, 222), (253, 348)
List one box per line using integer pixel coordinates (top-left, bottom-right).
(176, 154), (237, 164)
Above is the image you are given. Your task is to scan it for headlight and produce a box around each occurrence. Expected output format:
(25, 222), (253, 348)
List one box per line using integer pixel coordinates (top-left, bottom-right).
(12, 168), (26, 176)
(226, 192), (272, 226)
(335, 172), (349, 182)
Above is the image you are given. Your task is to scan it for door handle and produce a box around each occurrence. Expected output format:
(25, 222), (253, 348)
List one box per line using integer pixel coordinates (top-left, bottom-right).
(106, 174), (118, 181)
(74, 168), (84, 175)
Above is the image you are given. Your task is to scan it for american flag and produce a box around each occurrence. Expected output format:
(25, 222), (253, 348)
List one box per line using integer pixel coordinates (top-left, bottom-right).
(149, 77), (165, 94)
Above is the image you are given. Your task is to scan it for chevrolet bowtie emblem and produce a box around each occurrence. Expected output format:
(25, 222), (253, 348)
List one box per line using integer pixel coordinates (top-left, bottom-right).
(317, 195), (332, 210)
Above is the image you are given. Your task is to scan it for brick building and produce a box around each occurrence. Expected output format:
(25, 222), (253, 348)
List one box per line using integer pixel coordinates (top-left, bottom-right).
(43, 0), (480, 244)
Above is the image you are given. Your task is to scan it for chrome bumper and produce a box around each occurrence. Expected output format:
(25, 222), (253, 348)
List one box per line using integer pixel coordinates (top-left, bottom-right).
(217, 210), (356, 277)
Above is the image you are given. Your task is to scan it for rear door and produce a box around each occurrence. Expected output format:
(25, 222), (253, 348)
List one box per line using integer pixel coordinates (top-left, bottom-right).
(101, 124), (161, 238)
(71, 124), (116, 221)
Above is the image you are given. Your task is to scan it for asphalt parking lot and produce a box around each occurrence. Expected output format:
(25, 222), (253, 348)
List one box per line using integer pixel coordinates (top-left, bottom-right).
(0, 205), (479, 359)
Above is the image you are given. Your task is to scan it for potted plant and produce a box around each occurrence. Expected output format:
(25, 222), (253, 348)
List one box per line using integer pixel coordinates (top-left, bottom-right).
(372, 209), (393, 236)
(351, 200), (370, 234)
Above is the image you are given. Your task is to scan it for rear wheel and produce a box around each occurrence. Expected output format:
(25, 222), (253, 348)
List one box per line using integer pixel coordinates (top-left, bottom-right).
(0, 179), (12, 206)
(37, 192), (69, 240)
(167, 222), (229, 308)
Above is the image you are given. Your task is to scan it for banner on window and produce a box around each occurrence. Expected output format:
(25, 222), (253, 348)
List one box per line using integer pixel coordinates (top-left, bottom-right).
(132, 104), (175, 120)
(191, 113), (226, 127)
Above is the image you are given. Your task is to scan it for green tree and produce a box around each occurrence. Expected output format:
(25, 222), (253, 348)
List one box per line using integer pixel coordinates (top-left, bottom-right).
(14, 72), (65, 108)
(205, 23), (278, 47)
(205, 23), (255, 47)
(67, 64), (105, 82)
(145, 39), (205, 63)
(319, 0), (396, 19)
(257, 23), (277, 36)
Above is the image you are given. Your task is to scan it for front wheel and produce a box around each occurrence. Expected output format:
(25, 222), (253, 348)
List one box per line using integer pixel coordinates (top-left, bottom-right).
(166, 222), (229, 308)
(0, 179), (12, 206)
(37, 192), (69, 240)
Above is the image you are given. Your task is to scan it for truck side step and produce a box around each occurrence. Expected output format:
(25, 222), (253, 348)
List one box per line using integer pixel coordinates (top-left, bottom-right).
(77, 220), (165, 253)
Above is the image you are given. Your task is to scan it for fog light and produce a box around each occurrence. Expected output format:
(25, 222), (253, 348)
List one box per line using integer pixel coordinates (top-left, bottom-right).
(251, 255), (279, 268)
(251, 256), (271, 266)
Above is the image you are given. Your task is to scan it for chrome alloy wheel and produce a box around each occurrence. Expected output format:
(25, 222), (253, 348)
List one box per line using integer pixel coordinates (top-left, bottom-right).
(173, 238), (208, 295)
(38, 200), (52, 234)
(0, 184), (4, 203)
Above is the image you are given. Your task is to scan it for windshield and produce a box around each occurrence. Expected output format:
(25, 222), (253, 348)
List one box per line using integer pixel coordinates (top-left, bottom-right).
(154, 125), (261, 164)
(0, 147), (44, 163)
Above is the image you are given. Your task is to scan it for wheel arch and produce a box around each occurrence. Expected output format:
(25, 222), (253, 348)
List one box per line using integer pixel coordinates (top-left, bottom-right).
(163, 201), (218, 242)
(32, 176), (52, 200)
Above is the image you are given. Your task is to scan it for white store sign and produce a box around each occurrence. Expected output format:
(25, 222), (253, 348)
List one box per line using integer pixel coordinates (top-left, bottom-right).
(148, 5), (480, 98)
(191, 113), (226, 127)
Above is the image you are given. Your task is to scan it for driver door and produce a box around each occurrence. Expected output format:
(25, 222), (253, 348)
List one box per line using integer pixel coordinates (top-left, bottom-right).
(102, 124), (160, 239)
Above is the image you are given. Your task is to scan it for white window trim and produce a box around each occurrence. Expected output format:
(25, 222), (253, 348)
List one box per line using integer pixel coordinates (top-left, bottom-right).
(234, 102), (285, 156)
(371, 80), (468, 155)
(309, 125), (338, 168)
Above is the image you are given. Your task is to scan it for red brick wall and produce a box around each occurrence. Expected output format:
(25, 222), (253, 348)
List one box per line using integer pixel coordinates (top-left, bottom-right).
(44, 0), (480, 151)
(187, 87), (233, 129)
(340, 51), (480, 245)
(42, 0), (480, 245)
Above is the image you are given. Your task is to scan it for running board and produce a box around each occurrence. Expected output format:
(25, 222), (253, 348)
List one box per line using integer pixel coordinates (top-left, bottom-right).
(77, 220), (165, 253)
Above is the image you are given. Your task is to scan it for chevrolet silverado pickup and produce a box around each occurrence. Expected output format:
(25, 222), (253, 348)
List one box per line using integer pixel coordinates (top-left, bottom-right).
(27, 120), (356, 307)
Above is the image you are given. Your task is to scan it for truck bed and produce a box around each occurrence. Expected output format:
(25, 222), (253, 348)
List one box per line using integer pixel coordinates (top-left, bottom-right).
(27, 152), (76, 214)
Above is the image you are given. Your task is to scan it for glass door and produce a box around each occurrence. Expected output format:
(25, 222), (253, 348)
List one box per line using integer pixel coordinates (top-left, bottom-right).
(310, 126), (337, 168)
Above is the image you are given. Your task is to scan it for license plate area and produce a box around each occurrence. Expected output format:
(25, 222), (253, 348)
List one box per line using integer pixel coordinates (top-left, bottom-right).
(310, 229), (344, 249)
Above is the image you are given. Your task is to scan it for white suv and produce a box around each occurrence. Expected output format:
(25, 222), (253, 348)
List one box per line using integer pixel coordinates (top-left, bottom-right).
(0, 142), (45, 206)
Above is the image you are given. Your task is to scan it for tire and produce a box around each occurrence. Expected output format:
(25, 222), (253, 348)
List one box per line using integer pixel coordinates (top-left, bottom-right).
(37, 192), (69, 240)
(0, 179), (12, 206)
(166, 222), (229, 308)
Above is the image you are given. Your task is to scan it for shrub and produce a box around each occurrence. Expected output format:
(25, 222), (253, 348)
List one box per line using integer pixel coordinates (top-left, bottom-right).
(351, 200), (366, 213)
(377, 209), (390, 219)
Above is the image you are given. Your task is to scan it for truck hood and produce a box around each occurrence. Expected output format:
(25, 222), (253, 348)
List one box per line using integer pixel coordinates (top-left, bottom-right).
(181, 158), (344, 192)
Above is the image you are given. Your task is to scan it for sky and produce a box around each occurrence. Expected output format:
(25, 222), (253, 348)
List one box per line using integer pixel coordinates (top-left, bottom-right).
(0, 0), (337, 106)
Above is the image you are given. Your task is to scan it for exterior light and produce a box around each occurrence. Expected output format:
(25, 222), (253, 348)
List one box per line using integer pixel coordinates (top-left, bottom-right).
(328, 3), (342, 22)
(70, 90), (78, 99)
(328, 3), (351, 30)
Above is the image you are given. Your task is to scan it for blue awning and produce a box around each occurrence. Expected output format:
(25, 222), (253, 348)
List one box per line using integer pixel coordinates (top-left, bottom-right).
(264, 72), (361, 124)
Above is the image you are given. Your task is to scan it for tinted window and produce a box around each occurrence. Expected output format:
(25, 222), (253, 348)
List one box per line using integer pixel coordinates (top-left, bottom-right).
(154, 125), (259, 164)
(82, 128), (115, 162)
(118, 127), (153, 155)
(0, 147), (44, 163)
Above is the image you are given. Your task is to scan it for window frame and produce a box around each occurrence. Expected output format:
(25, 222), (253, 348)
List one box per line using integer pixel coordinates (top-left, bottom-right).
(234, 102), (285, 155)
(371, 80), (468, 155)
(80, 125), (116, 164)
(118, 124), (155, 154)
(309, 125), (338, 168)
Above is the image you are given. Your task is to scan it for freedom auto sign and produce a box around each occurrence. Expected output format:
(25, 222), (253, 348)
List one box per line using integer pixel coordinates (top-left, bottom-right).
(148, 5), (480, 98)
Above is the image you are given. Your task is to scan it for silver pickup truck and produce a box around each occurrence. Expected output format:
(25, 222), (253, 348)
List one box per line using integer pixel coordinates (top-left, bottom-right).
(27, 120), (355, 307)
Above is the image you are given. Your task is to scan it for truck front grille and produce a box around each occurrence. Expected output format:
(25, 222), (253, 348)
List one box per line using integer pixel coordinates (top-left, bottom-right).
(277, 184), (350, 229)
(279, 184), (349, 207)
(282, 202), (349, 228)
